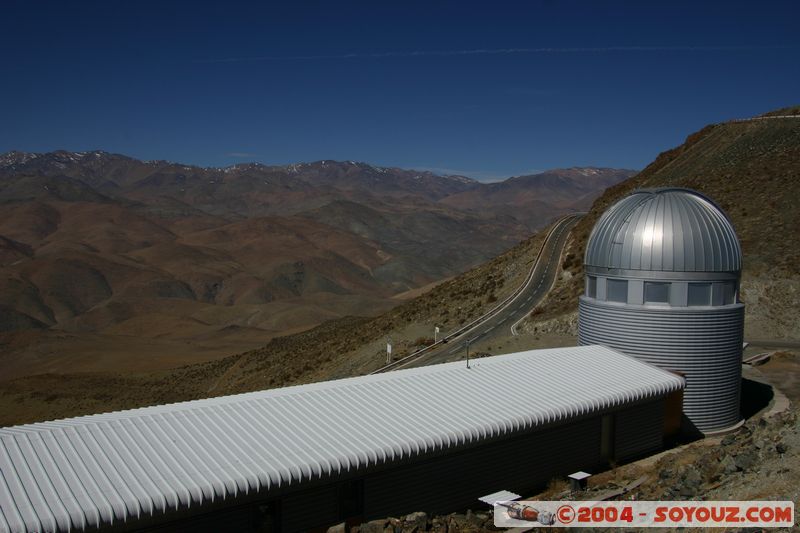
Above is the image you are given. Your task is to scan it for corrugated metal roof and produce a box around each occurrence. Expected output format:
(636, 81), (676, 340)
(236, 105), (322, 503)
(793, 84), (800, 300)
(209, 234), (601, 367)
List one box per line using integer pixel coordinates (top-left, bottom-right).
(0, 345), (683, 533)
(585, 188), (742, 273)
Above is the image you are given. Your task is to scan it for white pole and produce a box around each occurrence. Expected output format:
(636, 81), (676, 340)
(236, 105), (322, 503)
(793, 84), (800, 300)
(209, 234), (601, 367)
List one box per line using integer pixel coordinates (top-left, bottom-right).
(434, 326), (440, 343)
(386, 337), (392, 364)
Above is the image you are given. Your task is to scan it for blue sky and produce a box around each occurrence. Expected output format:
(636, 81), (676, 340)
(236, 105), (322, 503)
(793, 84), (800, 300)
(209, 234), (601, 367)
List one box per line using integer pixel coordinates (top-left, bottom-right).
(2, 1), (798, 180)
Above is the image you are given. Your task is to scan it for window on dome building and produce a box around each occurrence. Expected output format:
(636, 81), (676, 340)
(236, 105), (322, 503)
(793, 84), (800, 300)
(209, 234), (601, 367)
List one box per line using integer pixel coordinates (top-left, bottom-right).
(606, 279), (628, 303)
(721, 281), (736, 305)
(587, 276), (597, 298)
(644, 282), (670, 303)
(688, 283), (712, 306)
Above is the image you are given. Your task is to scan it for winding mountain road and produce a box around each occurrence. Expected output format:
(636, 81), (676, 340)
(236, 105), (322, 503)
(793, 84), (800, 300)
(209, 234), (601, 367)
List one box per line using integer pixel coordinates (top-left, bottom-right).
(372, 213), (581, 373)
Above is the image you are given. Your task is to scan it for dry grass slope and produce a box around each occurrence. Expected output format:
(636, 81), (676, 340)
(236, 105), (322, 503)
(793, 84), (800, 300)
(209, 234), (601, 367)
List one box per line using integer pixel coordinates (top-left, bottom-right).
(0, 223), (551, 425)
(530, 115), (800, 332)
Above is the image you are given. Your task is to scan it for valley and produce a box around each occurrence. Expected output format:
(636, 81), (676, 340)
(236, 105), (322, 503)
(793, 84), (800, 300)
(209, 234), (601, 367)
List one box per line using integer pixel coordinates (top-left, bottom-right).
(0, 108), (800, 424)
(0, 153), (630, 382)
(0, 107), (797, 428)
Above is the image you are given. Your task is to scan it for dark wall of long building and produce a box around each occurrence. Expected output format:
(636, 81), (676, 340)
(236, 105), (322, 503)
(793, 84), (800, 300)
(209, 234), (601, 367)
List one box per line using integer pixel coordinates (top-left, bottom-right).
(362, 416), (602, 520)
(130, 398), (668, 533)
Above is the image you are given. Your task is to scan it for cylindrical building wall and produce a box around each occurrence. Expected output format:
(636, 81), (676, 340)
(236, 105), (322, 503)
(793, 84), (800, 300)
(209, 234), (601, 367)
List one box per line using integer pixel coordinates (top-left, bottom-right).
(579, 296), (744, 432)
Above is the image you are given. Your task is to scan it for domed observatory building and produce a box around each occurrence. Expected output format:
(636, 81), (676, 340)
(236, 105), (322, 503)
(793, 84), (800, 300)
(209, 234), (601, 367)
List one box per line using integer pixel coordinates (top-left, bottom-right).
(578, 188), (744, 434)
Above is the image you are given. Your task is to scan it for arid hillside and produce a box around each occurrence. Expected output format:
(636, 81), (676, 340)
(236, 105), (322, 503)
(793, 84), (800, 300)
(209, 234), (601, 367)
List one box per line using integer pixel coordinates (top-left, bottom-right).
(0, 152), (628, 381)
(0, 222), (553, 425)
(0, 108), (797, 427)
(519, 107), (800, 342)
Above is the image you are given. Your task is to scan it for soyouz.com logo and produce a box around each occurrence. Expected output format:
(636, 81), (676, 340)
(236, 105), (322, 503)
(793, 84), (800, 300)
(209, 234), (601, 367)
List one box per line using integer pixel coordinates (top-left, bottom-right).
(494, 500), (795, 528)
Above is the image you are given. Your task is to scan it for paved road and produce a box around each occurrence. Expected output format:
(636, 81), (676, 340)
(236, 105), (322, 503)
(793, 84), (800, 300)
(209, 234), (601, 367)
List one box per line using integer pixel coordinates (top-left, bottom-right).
(382, 214), (581, 371)
(728, 114), (800, 123)
(744, 339), (800, 350)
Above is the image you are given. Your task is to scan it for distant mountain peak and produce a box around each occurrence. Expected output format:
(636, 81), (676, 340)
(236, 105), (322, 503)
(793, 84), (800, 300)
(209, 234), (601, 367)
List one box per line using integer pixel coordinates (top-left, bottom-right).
(0, 149), (141, 170)
(563, 166), (638, 177)
(0, 150), (483, 185)
(0, 150), (40, 168)
(223, 162), (271, 173)
(0, 151), (633, 197)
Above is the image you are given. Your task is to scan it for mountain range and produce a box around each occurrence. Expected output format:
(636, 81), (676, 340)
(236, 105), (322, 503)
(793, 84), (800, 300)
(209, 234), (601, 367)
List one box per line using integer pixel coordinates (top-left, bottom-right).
(1, 106), (797, 426)
(0, 150), (632, 379)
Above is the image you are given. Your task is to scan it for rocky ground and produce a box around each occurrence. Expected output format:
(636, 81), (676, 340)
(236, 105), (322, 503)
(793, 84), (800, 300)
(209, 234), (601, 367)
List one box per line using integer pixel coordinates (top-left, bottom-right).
(338, 510), (498, 533)
(740, 276), (800, 340)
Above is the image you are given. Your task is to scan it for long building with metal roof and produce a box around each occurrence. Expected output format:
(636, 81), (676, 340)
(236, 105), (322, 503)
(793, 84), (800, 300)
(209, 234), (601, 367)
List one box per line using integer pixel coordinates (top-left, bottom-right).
(0, 345), (684, 532)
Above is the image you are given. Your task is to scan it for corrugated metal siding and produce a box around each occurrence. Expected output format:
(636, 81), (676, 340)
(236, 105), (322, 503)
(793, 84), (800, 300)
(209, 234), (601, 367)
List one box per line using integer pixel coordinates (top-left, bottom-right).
(0, 346), (684, 533)
(579, 297), (743, 432)
(138, 503), (258, 532)
(281, 485), (339, 533)
(614, 401), (665, 462)
(364, 417), (602, 519)
(584, 188), (742, 273)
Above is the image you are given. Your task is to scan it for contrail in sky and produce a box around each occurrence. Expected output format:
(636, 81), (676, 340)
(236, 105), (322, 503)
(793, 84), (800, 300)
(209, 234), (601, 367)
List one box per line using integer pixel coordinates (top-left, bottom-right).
(197, 45), (795, 63)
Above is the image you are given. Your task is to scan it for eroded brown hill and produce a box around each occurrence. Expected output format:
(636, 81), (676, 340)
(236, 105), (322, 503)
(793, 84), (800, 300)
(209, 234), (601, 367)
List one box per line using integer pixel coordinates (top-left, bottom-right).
(0, 222), (552, 425)
(0, 152), (624, 383)
(2, 108), (796, 426)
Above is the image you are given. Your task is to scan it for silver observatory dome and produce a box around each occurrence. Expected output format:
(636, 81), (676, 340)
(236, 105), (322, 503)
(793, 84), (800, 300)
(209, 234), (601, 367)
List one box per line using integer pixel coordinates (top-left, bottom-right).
(579, 188), (744, 433)
(585, 188), (742, 274)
